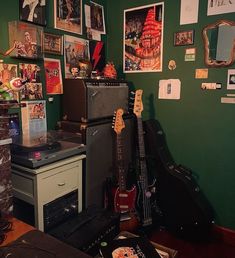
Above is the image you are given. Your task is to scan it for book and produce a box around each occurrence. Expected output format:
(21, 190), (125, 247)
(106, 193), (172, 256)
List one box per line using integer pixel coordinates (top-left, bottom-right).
(100, 236), (161, 258)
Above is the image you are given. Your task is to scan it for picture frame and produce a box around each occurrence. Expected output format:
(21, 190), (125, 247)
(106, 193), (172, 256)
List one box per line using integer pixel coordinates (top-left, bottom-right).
(64, 35), (90, 78)
(8, 21), (43, 59)
(90, 1), (106, 34)
(207, 0), (235, 16)
(174, 30), (194, 46)
(19, 0), (47, 26)
(54, 0), (82, 35)
(44, 58), (63, 94)
(43, 33), (63, 55)
(123, 2), (164, 73)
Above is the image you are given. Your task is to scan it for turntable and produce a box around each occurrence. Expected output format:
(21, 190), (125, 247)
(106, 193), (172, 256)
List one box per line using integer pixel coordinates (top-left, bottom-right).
(11, 131), (86, 168)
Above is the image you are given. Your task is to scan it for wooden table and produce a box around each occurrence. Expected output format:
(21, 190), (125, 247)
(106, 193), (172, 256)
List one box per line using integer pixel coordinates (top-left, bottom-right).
(0, 217), (34, 246)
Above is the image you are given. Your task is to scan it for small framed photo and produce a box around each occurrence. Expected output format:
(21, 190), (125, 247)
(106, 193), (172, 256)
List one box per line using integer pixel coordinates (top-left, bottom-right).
(19, 0), (46, 26)
(43, 33), (63, 55)
(174, 30), (194, 46)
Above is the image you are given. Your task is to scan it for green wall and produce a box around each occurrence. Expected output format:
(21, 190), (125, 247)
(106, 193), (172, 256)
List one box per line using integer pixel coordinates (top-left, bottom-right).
(106, 0), (235, 230)
(0, 0), (105, 129)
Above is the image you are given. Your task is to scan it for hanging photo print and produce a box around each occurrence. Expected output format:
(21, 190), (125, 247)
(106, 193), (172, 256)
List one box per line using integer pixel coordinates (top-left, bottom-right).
(123, 2), (164, 73)
(44, 58), (63, 94)
(90, 1), (106, 34)
(19, 0), (47, 26)
(64, 35), (90, 78)
(54, 0), (82, 35)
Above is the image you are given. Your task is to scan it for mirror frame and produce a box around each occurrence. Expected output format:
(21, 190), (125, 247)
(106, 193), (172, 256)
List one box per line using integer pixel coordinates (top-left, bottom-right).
(202, 19), (235, 67)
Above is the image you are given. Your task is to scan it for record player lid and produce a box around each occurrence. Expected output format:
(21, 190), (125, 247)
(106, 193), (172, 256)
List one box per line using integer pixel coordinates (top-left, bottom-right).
(11, 130), (82, 153)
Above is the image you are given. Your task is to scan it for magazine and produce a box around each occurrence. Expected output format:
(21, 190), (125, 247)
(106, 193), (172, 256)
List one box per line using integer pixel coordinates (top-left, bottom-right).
(100, 236), (161, 258)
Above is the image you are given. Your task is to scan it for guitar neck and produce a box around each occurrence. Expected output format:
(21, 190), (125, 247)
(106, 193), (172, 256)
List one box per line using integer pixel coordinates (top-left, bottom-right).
(116, 133), (126, 191)
(136, 116), (152, 226)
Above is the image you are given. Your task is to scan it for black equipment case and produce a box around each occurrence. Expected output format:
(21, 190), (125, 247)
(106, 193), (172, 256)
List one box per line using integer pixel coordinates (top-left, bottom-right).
(143, 119), (214, 240)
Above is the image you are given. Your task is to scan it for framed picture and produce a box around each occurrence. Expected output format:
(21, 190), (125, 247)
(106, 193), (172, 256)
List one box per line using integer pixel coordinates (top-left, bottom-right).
(44, 58), (63, 94)
(90, 1), (106, 34)
(8, 21), (43, 59)
(123, 2), (164, 73)
(43, 33), (63, 55)
(54, 0), (82, 35)
(19, 63), (41, 81)
(64, 35), (90, 78)
(174, 30), (194, 46)
(207, 0), (235, 16)
(20, 82), (43, 100)
(19, 0), (46, 26)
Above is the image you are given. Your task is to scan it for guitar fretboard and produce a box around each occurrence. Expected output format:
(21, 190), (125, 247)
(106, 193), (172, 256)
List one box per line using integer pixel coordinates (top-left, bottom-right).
(116, 134), (126, 192)
(137, 116), (152, 226)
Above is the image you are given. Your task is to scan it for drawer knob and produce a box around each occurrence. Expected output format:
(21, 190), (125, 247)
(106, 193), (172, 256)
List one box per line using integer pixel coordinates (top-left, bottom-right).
(58, 182), (66, 186)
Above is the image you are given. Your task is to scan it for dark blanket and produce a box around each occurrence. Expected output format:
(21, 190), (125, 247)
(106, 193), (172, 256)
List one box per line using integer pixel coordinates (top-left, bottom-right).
(0, 229), (92, 258)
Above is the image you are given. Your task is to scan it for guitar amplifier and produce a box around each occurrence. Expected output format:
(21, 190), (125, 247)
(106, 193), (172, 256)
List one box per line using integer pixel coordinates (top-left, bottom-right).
(47, 206), (120, 256)
(62, 79), (129, 122)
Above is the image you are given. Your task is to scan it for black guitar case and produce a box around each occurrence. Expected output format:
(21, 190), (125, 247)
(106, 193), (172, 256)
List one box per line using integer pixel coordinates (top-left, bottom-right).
(143, 119), (214, 240)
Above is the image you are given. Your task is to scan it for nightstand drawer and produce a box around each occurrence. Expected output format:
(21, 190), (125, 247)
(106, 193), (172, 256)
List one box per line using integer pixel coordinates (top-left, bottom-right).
(39, 164), (80, 203)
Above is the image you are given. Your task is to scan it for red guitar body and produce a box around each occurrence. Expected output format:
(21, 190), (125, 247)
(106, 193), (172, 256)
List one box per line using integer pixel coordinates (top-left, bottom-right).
(113, 185), (137, 213)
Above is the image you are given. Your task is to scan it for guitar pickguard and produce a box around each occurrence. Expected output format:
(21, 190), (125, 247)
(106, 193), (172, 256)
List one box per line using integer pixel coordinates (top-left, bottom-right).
(114, 185), (137, 213)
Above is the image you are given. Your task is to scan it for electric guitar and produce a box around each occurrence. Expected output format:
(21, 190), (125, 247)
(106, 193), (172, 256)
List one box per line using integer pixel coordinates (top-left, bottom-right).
(133, 89), (156, 227)
(112, 108), (137, 213)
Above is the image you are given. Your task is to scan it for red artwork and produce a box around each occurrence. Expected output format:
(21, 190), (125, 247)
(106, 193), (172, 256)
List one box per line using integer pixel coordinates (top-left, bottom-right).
(124, 3), (164, 73)
(44, 58), (63, 94)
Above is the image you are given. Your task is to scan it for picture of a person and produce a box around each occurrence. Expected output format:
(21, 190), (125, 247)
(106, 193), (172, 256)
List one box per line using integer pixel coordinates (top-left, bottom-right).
(65, 0), (73, 23)
(0, 64), (12, 83)
(21, 0), (46, 25)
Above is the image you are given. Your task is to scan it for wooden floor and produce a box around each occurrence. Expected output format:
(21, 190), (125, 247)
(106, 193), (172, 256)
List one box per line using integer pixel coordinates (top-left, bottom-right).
(147, 227), (235, 258)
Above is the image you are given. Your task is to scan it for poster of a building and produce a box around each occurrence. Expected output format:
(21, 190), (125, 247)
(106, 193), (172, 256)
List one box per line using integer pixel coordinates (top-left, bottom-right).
(123, 2), (164, 73)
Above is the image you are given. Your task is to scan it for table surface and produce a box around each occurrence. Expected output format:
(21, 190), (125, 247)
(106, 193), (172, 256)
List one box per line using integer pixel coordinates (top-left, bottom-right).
(0, 217), (35, 246)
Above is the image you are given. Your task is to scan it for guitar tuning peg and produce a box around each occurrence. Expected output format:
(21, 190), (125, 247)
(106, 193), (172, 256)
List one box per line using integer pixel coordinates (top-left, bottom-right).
(130, 91), (135, 95)
(129, 102), (134, 106)
(130, 97), (135, 100)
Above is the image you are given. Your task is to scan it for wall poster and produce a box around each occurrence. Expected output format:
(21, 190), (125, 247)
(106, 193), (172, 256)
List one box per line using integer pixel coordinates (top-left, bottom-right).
(54, 0), (82, 35)
(64, 35), (90, 78)
(123, 2), (164, 73)
(44, 58), (63, 94)
(207, 0), (235, 16)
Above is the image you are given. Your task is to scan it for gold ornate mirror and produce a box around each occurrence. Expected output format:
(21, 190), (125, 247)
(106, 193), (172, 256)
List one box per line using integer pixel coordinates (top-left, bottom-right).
(202, 20), (235, 67)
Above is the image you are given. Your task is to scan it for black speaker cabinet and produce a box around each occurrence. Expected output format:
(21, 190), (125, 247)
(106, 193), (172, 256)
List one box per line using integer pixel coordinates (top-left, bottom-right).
(62, 79), (129, 122)
(60, 116), (134, 208)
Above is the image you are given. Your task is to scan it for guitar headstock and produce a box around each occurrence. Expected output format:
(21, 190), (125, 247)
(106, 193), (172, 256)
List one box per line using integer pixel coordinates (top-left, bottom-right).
(113, 108), (125, 134)
(133, 89), (143, 118)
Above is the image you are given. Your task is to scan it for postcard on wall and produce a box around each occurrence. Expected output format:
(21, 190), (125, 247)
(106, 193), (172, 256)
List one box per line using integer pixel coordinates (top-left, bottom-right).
(207, 0), (235, 15)
(185, 48), (196, 61)
(227, 69), (235, 90)
(21, 100), (47, 137)
(19, 0), (46, 26)
(54, 0), (82, 35)
(158, 79), (181, 100)
(180, 0), (199, 25)
(64, 35), (90, 78)
(44, 58), (63, 94)
(195, 68), (208, 79)
(90, 1), (106, 34)
(123, 2), (164, 73)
